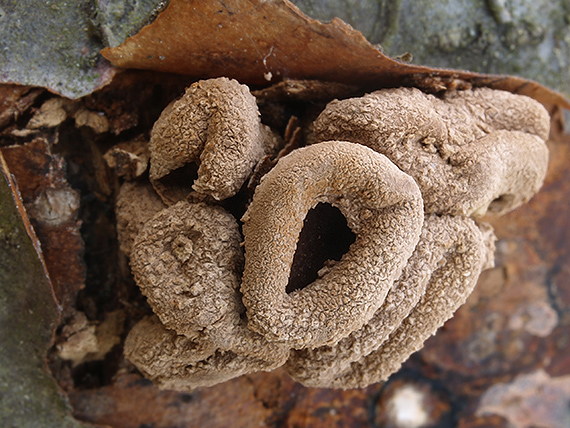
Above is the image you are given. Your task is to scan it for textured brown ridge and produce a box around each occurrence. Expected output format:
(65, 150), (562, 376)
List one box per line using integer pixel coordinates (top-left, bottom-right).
(313, 87), (550, 216)
(149, 77), (278, 204)
(285, 214), (496, 388)
(241, 141), (424, 349)
(126, 201), (289, 390)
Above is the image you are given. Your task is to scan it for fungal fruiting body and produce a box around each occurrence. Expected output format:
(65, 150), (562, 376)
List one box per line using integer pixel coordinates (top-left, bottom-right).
(312, 87), (549, 216)
(149, 77), (278, 204)
(124, 315), (288, 390)
(115, 181), (166, 258)
(285, 214), (496, 388)
(241, 142), (424, 349)
(117, 79), (550, 390)
(126, 200), (289, 390)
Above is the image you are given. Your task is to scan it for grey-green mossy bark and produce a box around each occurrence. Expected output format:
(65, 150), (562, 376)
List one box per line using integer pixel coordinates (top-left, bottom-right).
(0, 164), (85, 428)
(94, 0), (169, 48)
(0, 0), (167, 98)
(292, 0), (570, 97)
(2, 1), (569, 98)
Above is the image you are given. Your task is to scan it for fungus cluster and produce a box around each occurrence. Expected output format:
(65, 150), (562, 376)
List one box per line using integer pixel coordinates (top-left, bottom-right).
(111, 77), (550, 390)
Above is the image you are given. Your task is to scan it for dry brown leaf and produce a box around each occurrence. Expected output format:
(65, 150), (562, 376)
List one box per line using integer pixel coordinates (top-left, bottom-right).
(0, 151), (86, 427)
(102, 0), (570, 111)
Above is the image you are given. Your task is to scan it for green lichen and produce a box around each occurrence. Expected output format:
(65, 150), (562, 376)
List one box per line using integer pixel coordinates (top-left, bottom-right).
(0, 0), (105, 98)
(94, 0), (169, 47)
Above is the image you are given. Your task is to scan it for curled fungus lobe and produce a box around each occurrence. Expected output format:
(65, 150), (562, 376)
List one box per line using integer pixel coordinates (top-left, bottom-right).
(149, 77), (278, 204)
(313, 87), (549, 217)
(241, 141), (424, 349)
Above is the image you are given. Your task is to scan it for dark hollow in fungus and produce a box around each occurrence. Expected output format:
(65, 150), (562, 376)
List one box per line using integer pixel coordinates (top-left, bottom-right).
(286, 203), (356, 294)
(154, 162), (199, 204)
(487, 193), (516, 214)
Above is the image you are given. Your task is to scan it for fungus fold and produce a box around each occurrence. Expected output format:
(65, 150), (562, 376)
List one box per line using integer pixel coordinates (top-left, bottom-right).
(312, 87), (549, 216)
(113, 79), (550, 390)
(149, 77), (278, 204)
(285, 214), (496, 388)
(241, 141), (424, 349)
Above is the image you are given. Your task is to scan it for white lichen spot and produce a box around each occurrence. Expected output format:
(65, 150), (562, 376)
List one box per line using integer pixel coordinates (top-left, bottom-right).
(387, 385), (429, 428)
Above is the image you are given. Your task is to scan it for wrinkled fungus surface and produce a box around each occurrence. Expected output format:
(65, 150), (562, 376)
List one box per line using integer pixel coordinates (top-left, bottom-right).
(313, 87), (550, 216)
(113, 78), (550, 390)
(149, 77), (278, 204)
(130, 201), (245, 342)
(241, 141), (424, 349)
(285, 214), (496, 388)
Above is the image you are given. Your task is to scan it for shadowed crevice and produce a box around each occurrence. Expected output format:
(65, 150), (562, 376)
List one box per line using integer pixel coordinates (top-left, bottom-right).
(286, 203), (356, 294)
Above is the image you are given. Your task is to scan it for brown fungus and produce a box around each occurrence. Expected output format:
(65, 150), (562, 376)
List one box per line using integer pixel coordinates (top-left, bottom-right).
(241, 141), (424, 349)
(127, 200), (289, 368)
(125, 315), (217, 380)
(114, 79), (551, 391)
(312, 87), (549, 216)
(285, 214), (496, 388)
(129, 201), (245, 344)
(323, 218), (495, 389)
(149, 77), (278, 204)
(115, 180), (166, 258)
(124, 316), (287, 391)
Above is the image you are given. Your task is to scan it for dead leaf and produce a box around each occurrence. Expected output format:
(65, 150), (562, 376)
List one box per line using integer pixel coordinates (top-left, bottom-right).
(102, 0), (570, 111)
(0, 85), (44, 131)
(1, 139), (85, 316)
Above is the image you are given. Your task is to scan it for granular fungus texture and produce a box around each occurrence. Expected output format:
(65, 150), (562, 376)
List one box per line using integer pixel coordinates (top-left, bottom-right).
(312, 87), (550, 216)
(124, 315), (288, 390)
(115, 181), (166, 258)
(124, 315), (217, 383)
(241, 141), (424, 349)
(149, 77), (278, 204)
(129, 201), (245, 343)
(113, 79), (551, 390)
(126, 201), (289, 389)
(285, 214), (496, 388)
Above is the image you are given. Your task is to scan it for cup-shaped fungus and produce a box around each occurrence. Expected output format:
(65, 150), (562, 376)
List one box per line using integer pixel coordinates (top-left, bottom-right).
(285, 214), (496, 388)
(241, 141), (424, 349)
(149, 77), (278, 204)
(312, 87), (549, 216)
